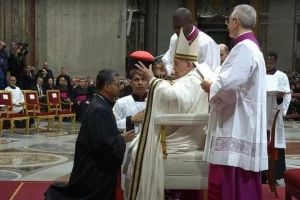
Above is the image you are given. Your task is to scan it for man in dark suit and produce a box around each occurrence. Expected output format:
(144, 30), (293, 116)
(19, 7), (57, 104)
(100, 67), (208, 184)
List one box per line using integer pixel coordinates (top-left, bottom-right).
(22, 65), (36, 90)
(31, 77), (46, 104)
(36, 61), (54, 88)
(44, 69), (135, 200)
(56, 67), (71, 87)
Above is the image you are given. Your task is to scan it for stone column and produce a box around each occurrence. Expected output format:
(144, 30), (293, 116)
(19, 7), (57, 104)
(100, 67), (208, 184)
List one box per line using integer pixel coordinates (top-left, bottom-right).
(267, 0), (296, 71)
(251, 0), (261, 38)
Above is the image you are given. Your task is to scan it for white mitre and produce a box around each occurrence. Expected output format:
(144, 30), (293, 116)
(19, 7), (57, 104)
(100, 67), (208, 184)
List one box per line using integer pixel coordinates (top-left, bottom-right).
(174, 28), (215, 80)
(174, 28), (200, 61)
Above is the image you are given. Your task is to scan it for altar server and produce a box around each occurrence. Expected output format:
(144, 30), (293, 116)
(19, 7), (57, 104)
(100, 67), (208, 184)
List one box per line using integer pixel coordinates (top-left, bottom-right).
(162, 7), (220, 76)
(201, 4), (267, 200)
(265, 51), (291, 185)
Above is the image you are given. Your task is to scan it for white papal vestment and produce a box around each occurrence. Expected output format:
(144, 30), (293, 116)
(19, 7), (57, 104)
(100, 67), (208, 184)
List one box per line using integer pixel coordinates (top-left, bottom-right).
(123, 64), (212, 200)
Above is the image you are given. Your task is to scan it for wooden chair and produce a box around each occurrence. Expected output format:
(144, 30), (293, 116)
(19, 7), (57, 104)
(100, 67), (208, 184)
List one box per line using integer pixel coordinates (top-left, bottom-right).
(0, 91), (29, 136)
(155, 113), (210, 199)
(46, 90), (76, 132)
(23, 91), (55, 133)
(267, 109), (280, 198)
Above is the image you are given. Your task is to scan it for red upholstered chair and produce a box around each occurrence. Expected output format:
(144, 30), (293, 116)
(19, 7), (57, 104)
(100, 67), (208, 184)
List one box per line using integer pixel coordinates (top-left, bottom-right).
(284, 169), (300, 200)
(23, 91), (55, 133)
(46, 90), (76, 132)
(0, 91), (29, 136)
(266, 109), (280, 198)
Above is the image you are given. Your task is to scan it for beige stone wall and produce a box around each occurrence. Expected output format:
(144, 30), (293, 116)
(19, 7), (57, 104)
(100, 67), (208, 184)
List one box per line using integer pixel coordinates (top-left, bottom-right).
(35, 0), (127, 79)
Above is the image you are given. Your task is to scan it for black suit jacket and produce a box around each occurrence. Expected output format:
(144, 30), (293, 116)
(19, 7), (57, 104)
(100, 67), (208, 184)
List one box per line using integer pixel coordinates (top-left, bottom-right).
(56, 74), (71, 87)
(37, 69), (54, 88)
(22, 72), (36, 90)
(31, 84), (45, 95)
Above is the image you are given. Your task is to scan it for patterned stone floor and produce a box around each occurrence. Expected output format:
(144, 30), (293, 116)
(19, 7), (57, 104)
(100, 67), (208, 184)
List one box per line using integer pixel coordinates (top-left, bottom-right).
(0, 119), (299, 183)
(0, 120), (78, 181)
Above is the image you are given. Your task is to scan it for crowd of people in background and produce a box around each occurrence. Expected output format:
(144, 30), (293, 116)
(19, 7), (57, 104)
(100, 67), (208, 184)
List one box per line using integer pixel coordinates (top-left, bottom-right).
(2, 38), (300, 119)
(0, 40), (103, 123)
(0, 40), (151, 125)
(284, 70), (300, 115)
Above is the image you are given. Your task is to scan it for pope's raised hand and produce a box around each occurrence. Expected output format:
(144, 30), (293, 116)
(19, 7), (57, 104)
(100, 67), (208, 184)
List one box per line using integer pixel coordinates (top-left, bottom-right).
(135, 61), (154, 82)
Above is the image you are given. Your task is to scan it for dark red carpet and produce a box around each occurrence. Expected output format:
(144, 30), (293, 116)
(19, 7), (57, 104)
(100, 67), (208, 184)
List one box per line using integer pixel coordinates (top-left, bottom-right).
(0, 181), (22, 200)
(12, 182), (53, 200)
(0, 181), (298, 200)
(262, 185), (298, 200)
(0, 181), (52, 200)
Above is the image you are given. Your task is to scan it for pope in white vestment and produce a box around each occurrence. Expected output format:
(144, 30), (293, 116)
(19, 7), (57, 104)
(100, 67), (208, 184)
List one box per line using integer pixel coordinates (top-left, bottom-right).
(201, 5), (267, 200)
(265, 52), (291, 181)
(123, 28), (213, 200)
(162, 8), (220, 76)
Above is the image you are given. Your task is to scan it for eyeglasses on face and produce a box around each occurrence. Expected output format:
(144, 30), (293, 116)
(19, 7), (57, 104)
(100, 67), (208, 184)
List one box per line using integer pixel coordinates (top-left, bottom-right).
(225, 17), (238, 25)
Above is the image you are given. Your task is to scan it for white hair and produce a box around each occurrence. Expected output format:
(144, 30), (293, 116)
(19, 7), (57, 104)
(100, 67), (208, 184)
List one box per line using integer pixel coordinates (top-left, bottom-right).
(232, 4), (257, 29)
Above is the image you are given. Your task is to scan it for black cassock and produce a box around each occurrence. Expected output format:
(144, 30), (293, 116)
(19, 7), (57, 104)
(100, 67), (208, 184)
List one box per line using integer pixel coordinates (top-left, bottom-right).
(44, 94), (125, 200)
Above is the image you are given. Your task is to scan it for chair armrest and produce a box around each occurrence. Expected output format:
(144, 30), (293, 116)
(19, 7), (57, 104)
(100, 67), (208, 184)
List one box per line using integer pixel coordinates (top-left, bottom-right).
(61, 102), (73, 105)
(49, 103), (59, 108)
(154, 113), (209, 126)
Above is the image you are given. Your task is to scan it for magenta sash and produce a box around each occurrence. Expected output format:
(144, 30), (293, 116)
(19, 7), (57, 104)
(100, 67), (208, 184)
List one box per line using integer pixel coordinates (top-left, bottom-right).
(61, 92), (68, 98)
(233, 31), (260, 50)
(186, 26), (200, 42)
(76, 95), (87, 101)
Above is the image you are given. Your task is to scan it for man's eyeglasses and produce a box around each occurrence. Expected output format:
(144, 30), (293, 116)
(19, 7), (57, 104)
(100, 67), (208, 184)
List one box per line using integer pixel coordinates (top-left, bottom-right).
(225, 17), (237, 25)
(225, 19), (229, 25)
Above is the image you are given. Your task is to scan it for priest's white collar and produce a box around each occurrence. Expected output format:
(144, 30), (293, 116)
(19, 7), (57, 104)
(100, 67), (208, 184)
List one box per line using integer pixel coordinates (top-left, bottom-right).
(187, 26), (195, 38)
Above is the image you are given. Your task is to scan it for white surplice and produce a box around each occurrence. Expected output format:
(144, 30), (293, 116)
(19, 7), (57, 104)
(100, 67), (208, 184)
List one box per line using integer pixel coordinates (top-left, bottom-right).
(266, 71), (291, 149)
(5, 86), (25, 113)
(113, 95), (146, 133)
(162, 29), (220, 75)
(123, 65), (211, 200)
(203, 40), (268, 172)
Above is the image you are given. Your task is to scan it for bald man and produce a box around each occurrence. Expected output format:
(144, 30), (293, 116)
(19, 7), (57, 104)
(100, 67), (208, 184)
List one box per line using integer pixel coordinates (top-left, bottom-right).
(219, 44), (229, 64)
(162, 8), (220, 76)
